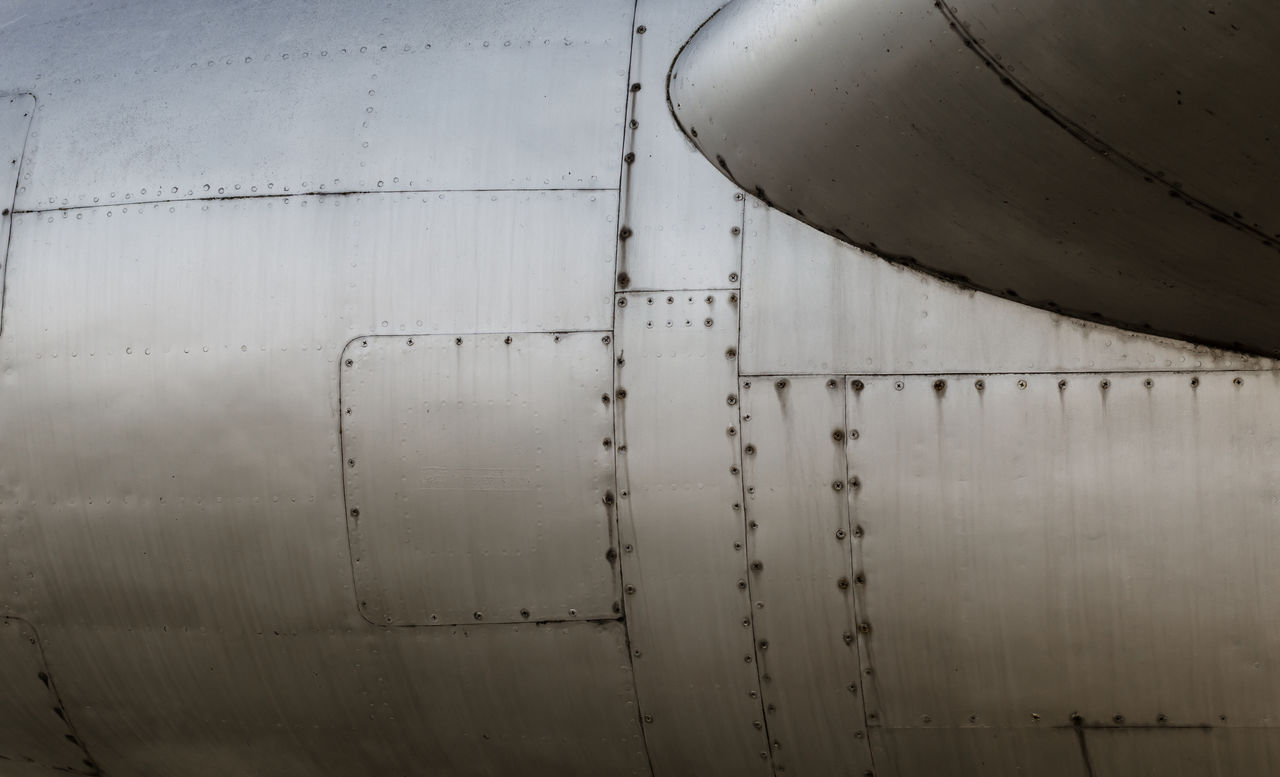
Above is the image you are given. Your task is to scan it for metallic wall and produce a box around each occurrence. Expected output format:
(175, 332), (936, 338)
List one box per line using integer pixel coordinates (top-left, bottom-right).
(0, 1), (1275, 776)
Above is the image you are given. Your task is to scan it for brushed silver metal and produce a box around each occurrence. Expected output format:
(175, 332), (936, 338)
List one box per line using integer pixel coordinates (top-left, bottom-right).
(341, 332), (617, 626)
(3, 0), (633, 210)
(614, 290), (771, 777)
(849, 373), (1280, 730)
(615, 0), (745, 292)
(741, 200), (1272, 376)
(670, 0), (1280, 356)
(739, 375), (873, 775)
(0, 93), (32, 333)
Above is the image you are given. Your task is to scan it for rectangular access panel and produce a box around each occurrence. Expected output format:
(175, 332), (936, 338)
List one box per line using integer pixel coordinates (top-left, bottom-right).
(341, 332), (618, 626)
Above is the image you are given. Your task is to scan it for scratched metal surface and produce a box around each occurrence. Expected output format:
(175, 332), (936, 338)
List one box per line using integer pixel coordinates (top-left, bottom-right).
(670, 0), (1280, 356)
(738, 375), (874, 775)
(870, 728), (1084, 777)
(740, 200), (1272, 376)
(849, 373), (1280, 733)
(341, 332), (617, 626)
(1087, 728), (1280, 777)
(614, 290), (771, 777)
(0, 94), (31, 334)
(614, 0), (744, 293)
(0, 0), (632, 210)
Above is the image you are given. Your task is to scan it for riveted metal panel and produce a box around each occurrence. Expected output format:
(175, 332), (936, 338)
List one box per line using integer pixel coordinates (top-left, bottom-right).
(738, 375), (873, 774)
(0, 617), (97, 773)
(0, 94), (32, 335)
(871, 728), (1085, 777)
(3, 1), (633, 209)
(849, 373), (1280, 730)
(614, 290), (771, 776)
(5, 190), (617, 347)
(614, 0), (744, 292)
(740, 201), (1270, 375)
(41, 621), (648, 777)
(1087, 728), (1280, 777)
(341, 333), (616, 626)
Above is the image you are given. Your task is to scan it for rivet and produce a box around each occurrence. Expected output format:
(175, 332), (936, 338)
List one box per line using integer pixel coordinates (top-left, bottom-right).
(1017, 379), (1028, 390)
(759, 640), (769, 650)
(623, 152), (635, 164)
(731, 226), (741, 236)
(827, 378), (838, 390)
(728, 426), (737, 436)
(733, 541), (742, 550)
(744, 655), (752, 663)
(344, 359), (353, 367)
(750, 560), (763, 571)
(726, 393), (738, 406)
(603, 491), (615, 506)
(666, 296), (674, 304)
(842, 631), (854, 644)
(754, 720), (763, 729)
(629, 119), (638, 129)
(1031, 713), (1041, 721)
(858, 622), (871, 634)
(835, 528), (847, 540)
(630, 82), (641, 92)
(1113, 714), (1124, 724)
(848, 683), (858, 694)
(749, 520), (758, 529)
(1156, 713), (1168, 724)
(1058, 379), (1067, 390)
(625, 584), (637, 595)
(505, 336), (513, 344)
(832, 429), (845, 442)
(735, 192), (745, 201)
(705, 318), (714, 327)
(849, 476), (861, 490)
(730, 465), (740, 475)
(832, 480), (844, 492)
(636, 25), (646, 33)
(616, 272), (630, 289)
(455, 337), (463, 345)
(349, 508), (359, 518)
(853, 525), (864, 538)
(473, 611), (483, 620)
(726, 347), (738, 359)
(975, 379), (985, 391)
(1100, 379), (1111, 390)
(933, 379), (946, 392)
(520, 608), (530, 619)
(1191, 376), (1200, 387)
(849, 429), (860, 439)
(1234, 376), (1244, 386)
(744, 444), (756, 455)
(619, 226), (632, 240)
(406, 338), (414, 346)
(837, 577), (850, 589)
(775, 379), (788, 390)
(624, 543), (634, 553)
(729, 272), (739, 283)
(617, 297), (627, 307)
(851, 379), (864, 391)
(729, 293), (738, 304)
(602, 334), (611, 345)
(922, 715), (931, 723)
(643, 714), (654, 724)
(347, 458), (355, 467)
(1144, 378), (1153, 388)
(855, 573), (866, 584)
(737, 579), (747, 590)
(894, 381), (904, 391)
(732, 503), (742, 511)
(616, 389), (627, 400)
(633, 647), (642, 656)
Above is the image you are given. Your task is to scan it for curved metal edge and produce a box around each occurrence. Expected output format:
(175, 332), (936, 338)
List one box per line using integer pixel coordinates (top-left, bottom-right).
(665, 10), (1280, 361)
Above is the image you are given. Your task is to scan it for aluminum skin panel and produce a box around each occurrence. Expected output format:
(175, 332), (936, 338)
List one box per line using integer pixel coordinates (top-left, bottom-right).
(849, 373), (1280, 730)
(0, 191), (615, 630)
(0, 617), (97, 774)
(871, 728), (1084, 777)
(739, 376), (873, 775)
(614, 290), (770, 777)
(340, 332), (617, 626)
(0, 94), (32, 335)
(1087, 728), (1280, 777)
(948, 0), (1280, 232)
(670, 0), (1280, 356)
(740, 201), (1269, 376)
(40, 621), (648, 777)
(1, 0), (633, 209)
(615, 0), (744, 292)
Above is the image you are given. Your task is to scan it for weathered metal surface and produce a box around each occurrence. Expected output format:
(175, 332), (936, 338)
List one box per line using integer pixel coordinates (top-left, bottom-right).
(2, 0), (632, 210)
(42, 621), (648, 777)
(948, 0), (1280, 231)
(341, 332), (617, 626)
(614, 0), (744, 292)
(0, 94), (32, 334)
(871, 728), (1084, 777)
(849, 373), (1280, 729)
(738, 375), (873, 775)
(1087, 728), (1280, 777)
(670, 0), (1280, 356)
(0, 617), (97, 774)
(614, 290), (770, 776)
(740, 200), (1270, 376)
